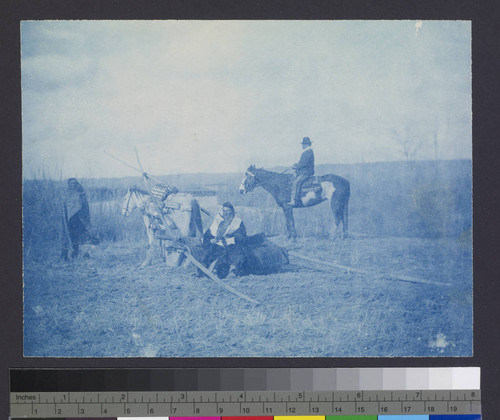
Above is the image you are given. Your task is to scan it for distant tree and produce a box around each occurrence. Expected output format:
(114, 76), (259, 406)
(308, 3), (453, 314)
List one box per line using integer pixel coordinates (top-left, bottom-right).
(397, 136), (423, 161)
(392, 124), (430, 161)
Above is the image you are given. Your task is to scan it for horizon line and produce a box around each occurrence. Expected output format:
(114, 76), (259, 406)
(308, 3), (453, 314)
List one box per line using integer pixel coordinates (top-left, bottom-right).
(22, 158), (472, 182)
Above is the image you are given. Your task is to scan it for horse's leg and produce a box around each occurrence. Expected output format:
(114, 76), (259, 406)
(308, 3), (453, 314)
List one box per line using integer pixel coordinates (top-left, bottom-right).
(142, 217), (154, 267)
(280, 205), (291, 239)
(331, 189), (349, 239)
(160, 239), (166, 262)
(329, 192), (343, 239)
(342, 198), (349, 239)
(282, 205), (297, 240)
(145, 228), (155, 266)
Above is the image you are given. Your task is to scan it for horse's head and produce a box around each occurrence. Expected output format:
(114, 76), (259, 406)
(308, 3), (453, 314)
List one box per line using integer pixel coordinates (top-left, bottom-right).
(122, 186), (148, 216)
(122, 187), (133, 216)
(239, 165), (258, 194)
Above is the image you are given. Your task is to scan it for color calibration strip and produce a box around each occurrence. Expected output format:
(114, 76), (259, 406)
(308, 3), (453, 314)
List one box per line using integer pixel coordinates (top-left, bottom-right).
(9, 368), (481, 418)
(114, 416), (482, 420)
(9, 415), (483, 420)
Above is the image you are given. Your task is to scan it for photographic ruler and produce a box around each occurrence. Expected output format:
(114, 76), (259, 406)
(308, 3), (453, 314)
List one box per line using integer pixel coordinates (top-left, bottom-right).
(9, 368), (481, 419)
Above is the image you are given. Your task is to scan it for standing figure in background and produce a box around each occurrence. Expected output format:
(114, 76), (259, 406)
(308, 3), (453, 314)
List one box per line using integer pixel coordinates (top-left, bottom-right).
(61, 178), (92, 259)
(201, 202), (248, 278)
(289, 136), (315, 206)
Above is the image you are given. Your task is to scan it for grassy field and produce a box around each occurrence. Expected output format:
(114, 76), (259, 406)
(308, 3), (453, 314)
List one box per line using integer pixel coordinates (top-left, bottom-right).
(22, 159), (473, 357)
(23, 235), (472, 357)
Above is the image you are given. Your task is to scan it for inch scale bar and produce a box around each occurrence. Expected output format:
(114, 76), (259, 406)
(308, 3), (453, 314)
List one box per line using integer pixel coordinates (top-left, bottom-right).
(10, 390), (481, 418)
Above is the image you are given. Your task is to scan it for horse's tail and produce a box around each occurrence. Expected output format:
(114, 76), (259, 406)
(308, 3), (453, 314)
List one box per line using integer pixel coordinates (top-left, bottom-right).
(319, 174), (350, 236)
(318, 173), (350, 191)
(344, 199), (349, 234)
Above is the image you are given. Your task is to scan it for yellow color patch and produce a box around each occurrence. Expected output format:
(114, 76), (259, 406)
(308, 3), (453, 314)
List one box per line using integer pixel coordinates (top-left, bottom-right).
(275, 416), (325, 420)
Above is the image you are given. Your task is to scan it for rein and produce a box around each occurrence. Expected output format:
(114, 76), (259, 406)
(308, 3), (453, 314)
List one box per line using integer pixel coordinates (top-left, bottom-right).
(122, 189), (133, 214)
(123, 189), (149, 215)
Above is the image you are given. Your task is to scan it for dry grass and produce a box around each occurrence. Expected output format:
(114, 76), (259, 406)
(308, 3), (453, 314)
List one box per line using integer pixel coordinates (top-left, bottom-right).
(22, 162), (472, 357)
(23, 235), (472, 358)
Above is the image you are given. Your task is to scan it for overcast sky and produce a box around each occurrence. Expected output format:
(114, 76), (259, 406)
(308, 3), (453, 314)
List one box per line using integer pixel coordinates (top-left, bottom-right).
(21, 20), (471, 179)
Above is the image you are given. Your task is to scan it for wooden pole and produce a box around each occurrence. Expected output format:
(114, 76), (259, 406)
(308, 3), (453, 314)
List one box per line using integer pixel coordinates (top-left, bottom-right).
(184, 251), (260, 304)
(289, 251), (451, 287)
(104, 150), (164, 184)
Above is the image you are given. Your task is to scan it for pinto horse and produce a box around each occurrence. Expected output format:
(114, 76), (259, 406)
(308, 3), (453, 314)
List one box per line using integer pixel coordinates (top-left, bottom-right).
(122, 186), (203, 266)
(239, 165), (350, 239)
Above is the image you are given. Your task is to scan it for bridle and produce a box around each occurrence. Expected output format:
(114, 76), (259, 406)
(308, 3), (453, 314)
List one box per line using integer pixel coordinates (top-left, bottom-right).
(242, 169), (259, 193)
(123, 188), (148, 216)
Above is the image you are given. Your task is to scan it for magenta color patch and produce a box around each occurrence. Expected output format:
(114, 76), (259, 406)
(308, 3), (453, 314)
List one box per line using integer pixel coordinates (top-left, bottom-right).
(171, 417), (221, 420)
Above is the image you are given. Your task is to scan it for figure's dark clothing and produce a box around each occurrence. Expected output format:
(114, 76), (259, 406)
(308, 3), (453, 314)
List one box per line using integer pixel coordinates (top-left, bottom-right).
(61, 181), (91, 259)
(294, 147), (314, 177)
(201, 214), (247, 278)
(292, 147), (314, 202)
(292, 174), (311, 203)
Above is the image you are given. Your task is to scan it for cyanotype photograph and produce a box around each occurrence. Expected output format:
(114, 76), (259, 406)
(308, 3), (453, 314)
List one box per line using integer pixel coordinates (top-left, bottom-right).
(22, 20), (472, 357)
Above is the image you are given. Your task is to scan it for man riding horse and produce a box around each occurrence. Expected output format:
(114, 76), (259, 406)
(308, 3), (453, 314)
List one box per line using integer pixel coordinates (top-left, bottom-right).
(289, 136), (314, 206)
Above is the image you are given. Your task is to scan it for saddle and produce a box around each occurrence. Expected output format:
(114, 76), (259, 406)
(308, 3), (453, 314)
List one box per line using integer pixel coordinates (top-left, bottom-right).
(151, 183), (182, 211)
(292, 176), (324, 207)
(151, 183), (178, 201)
(301, 176), (323, 194)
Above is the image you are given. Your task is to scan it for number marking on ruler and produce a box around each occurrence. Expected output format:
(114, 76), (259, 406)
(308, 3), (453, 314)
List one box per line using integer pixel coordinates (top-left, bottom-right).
(10, 389), (481, 418)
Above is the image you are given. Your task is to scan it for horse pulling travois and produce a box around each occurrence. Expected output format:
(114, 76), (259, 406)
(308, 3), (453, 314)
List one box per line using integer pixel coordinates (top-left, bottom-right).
(122, 185), (203, 266)
(239, 165), (350, 240)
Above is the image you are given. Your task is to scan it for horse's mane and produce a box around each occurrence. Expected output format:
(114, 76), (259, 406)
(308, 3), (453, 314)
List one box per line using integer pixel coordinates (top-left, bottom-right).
(253, 167), (293, 181)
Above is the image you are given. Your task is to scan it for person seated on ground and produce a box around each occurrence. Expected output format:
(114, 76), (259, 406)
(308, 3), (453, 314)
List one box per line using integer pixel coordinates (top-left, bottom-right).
(289, 136), (314, 206)
(200, 202), (248, 278)
(61, 178), (93, 260)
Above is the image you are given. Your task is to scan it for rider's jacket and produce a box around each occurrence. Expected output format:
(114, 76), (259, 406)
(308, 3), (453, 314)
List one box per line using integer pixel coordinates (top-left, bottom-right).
(294, 146), (315, 177)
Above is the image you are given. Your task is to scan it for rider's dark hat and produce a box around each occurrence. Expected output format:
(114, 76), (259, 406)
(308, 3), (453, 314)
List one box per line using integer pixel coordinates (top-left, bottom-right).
(301, 137), (312, 145)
